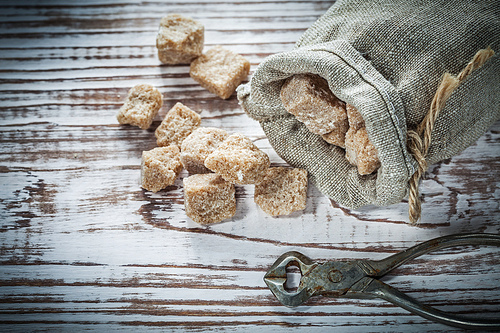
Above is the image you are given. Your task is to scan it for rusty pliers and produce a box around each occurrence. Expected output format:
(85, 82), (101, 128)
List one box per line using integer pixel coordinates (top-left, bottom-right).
(264, 233), (500, 330)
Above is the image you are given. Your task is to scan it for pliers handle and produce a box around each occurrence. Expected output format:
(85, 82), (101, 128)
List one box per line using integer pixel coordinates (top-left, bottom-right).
(264, 233), (500, 330)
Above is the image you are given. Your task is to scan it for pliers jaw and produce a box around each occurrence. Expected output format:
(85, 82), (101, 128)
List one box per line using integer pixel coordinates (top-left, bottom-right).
(263, 251), (369, 307)
(263, 251), (316, 307)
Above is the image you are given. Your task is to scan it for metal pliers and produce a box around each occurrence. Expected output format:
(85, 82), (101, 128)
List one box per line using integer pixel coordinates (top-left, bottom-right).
(264, 233), (500, 330)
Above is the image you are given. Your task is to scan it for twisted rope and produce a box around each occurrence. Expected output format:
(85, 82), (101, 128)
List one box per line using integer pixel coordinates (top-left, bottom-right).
(407, 46), (494, 224)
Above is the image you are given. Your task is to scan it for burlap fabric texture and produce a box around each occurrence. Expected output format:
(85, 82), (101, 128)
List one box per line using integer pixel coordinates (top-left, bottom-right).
(237, 0), (500, 214)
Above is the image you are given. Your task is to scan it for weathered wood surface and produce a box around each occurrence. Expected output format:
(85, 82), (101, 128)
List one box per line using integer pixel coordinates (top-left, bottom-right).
(0, 1), (498, 331)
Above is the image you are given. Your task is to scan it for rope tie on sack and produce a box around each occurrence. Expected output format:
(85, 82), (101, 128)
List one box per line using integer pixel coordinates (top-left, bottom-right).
(406, 46), (495, 224)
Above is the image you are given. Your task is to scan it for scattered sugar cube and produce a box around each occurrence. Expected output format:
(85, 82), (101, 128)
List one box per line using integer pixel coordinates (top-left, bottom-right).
(254, 167), (308, 216)
(156, 14), (204, 64)
(204, 133), (270, 184)
(183, 173), (236, 224)
(155, 102), (201, 147)
(190, 46), (250, 99)
(141, 146), (183, 193)
(116, 84), (163, 130)
(345, 104), (380, 175)
(181, 127), (229, 174)
(280, 74), (348, 147)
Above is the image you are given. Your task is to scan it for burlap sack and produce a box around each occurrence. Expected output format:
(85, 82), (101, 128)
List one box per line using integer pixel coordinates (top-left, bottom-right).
(237, 0), (499, 220)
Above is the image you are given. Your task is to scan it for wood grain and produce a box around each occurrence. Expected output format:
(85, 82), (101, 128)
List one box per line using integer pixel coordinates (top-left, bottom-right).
(0, 1), (499, 331)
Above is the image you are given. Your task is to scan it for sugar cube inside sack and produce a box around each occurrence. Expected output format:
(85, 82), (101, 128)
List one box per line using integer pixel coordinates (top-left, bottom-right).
(116, 84), (163, 130)
(155, 102), (201, 147)
(183, 173), (236, 224)
(204, 133), (270, 184)
(141, 146), (183, 193)
(344, 104), (380, 175)
(156, 14), (204, 65)
(190, 46), (250, 99)
(254, 167), (308, 216)
(280, 74), (348, 147)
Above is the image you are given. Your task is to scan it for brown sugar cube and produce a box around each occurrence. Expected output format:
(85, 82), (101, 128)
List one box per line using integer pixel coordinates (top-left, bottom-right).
(141, 146), (183, 193)
(254, 167), (308, 216)
(156, 14), (204, 64)
(344, 104), (381, 175)
(346, 103), (365, 130)
(345, 127), (380, 175)
(155, 102), (201, 147)
(183, 173), (236, 225)
(204, 133), (270, 184)
(180, 127), (229, 174)
(190, 46), (250, 99)
(280, 74), (348, 147)
(116, 84), (163, 130)
(322, 129), (348, 147)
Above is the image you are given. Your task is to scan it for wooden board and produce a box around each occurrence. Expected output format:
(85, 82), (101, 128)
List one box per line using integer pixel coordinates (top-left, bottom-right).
(0, 1), (498, 331)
